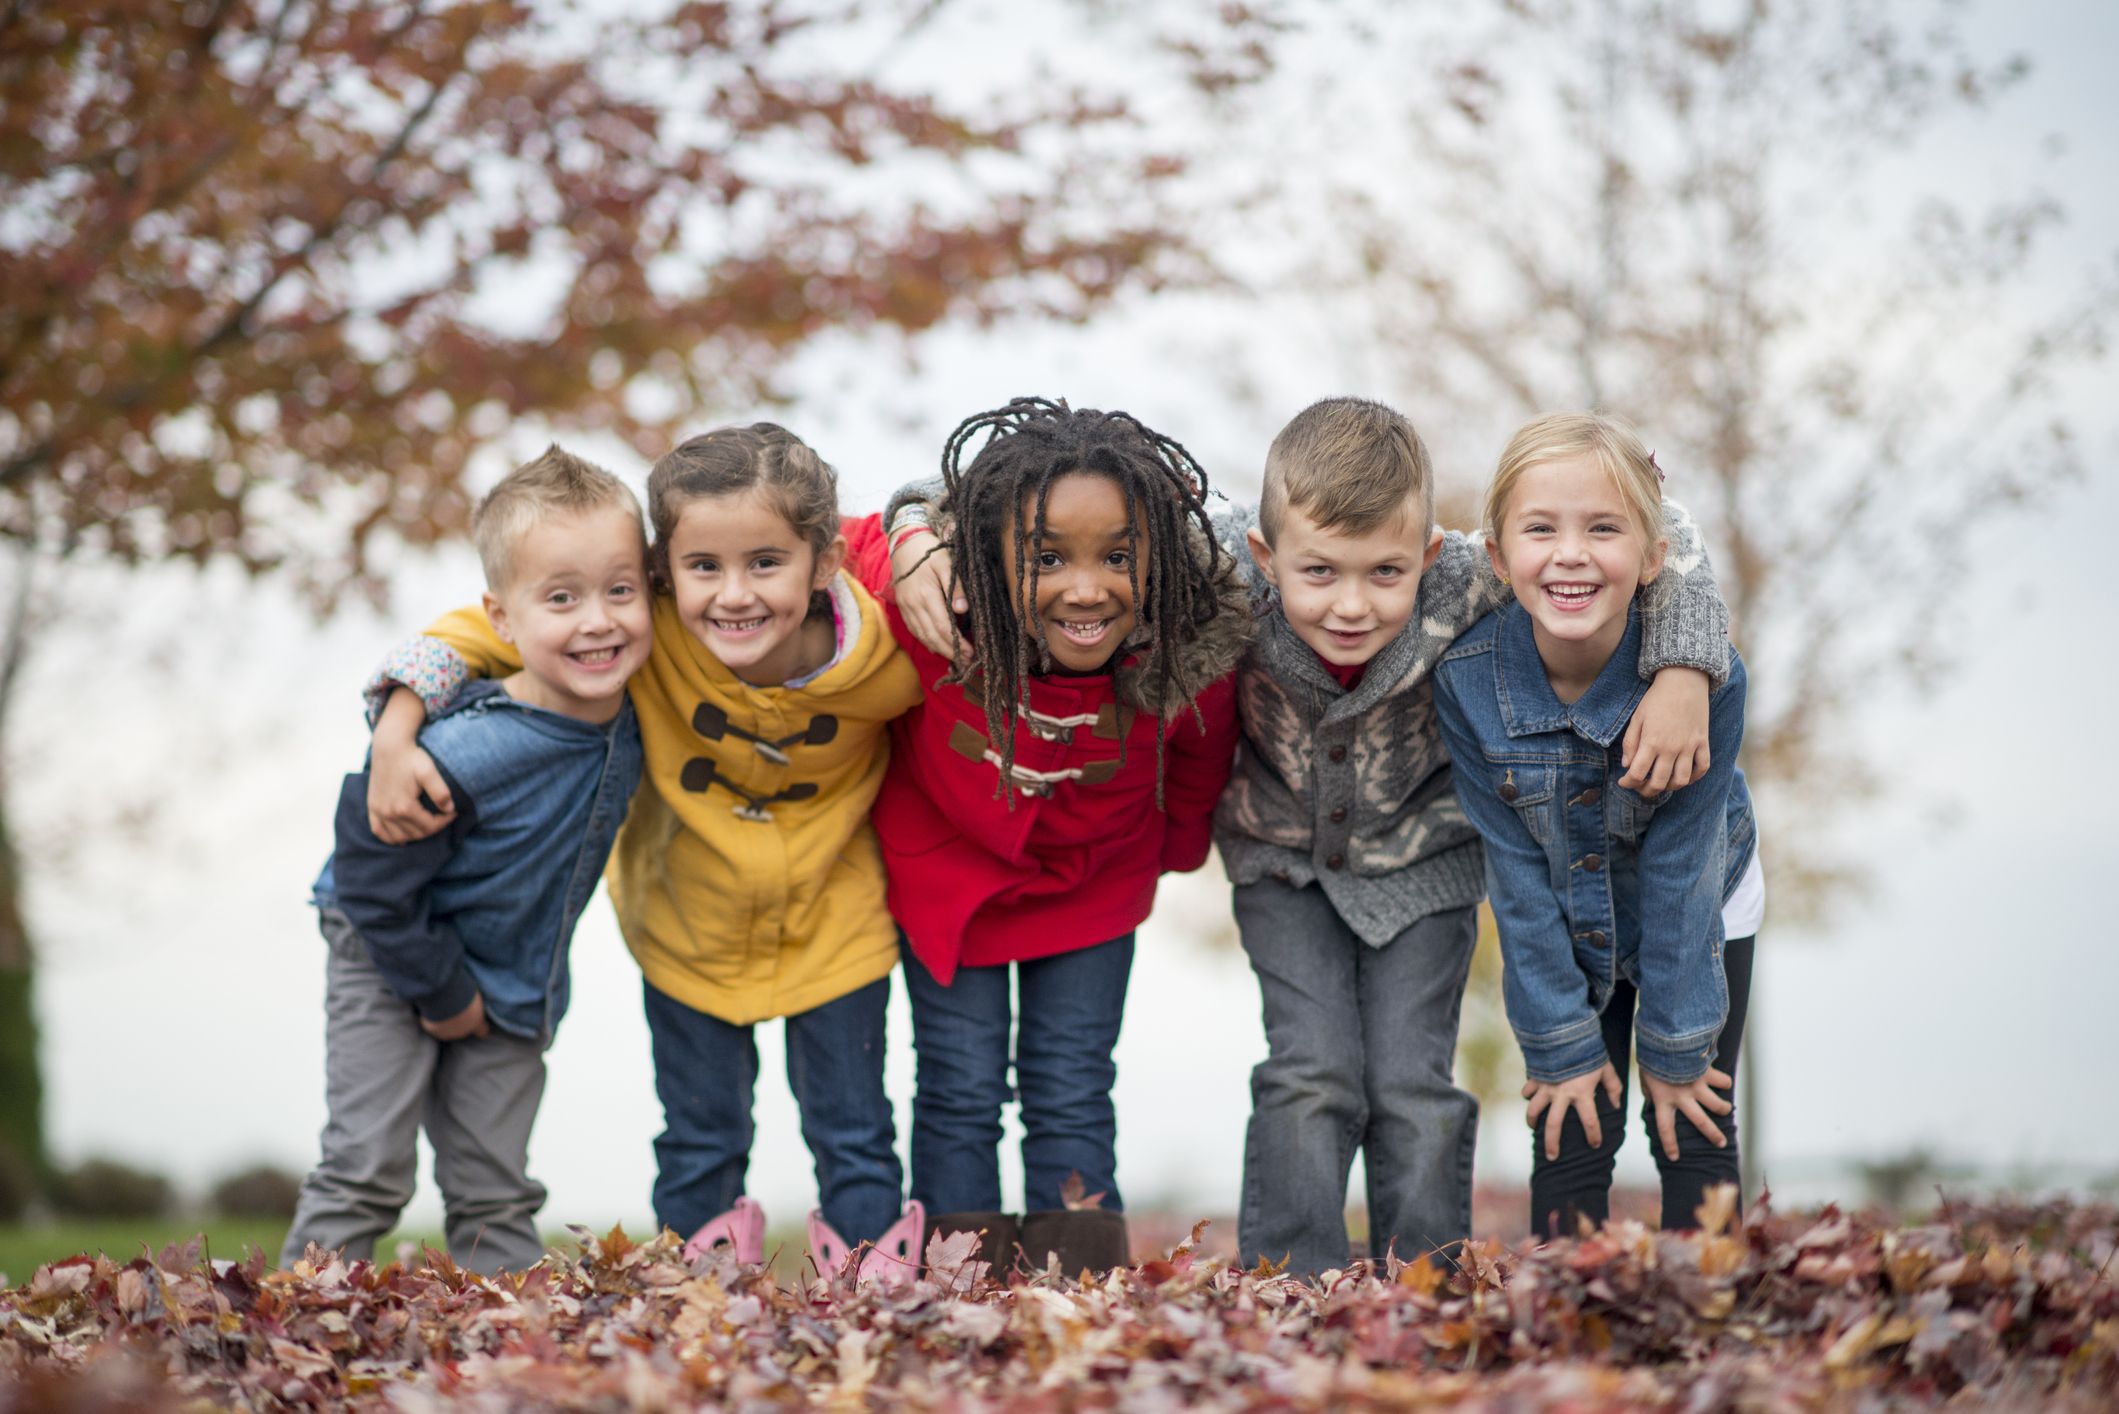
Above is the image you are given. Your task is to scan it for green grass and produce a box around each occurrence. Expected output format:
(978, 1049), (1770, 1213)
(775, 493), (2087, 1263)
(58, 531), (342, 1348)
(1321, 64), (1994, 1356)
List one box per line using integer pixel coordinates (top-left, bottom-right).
(0, 1220), (534, 1286)
(2, 1219), (835, 1288)
(0, 1217), (293, 1285)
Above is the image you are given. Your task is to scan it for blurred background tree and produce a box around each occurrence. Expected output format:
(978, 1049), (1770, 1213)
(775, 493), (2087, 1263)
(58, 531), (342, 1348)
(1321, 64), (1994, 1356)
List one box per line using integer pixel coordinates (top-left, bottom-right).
(1126, 0), (2115, 1191)
(0, 0), (1195, 1188)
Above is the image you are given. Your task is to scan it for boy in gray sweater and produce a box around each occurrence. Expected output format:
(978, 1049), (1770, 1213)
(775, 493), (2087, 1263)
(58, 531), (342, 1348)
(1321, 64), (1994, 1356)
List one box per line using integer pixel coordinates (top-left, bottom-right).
(1213, 398), (1729, 1273)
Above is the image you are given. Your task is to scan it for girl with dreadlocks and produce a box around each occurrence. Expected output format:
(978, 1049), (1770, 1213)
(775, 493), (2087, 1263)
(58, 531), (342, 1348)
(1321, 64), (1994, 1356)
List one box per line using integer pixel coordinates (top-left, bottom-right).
(843, 397), (1250, 1275)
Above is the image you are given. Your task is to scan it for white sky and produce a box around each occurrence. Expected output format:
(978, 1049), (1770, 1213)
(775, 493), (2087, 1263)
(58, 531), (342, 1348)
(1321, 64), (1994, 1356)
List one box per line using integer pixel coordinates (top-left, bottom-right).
(16, 0), (2118, 1235)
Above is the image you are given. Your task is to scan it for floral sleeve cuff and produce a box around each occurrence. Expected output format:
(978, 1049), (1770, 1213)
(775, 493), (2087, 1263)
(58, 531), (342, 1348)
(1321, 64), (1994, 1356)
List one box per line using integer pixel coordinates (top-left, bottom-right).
(362, 637), (469, 727)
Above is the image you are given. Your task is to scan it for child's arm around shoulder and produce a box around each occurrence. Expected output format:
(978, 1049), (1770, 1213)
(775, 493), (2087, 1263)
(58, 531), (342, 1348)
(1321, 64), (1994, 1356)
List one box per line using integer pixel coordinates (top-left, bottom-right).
(1620, 498), (1731, 796)
(365, 609), (524, 843)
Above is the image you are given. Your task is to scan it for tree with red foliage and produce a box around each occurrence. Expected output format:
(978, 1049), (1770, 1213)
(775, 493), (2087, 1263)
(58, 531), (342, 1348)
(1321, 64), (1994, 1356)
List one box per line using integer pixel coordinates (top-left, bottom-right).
(0, 0), (1190, 1183)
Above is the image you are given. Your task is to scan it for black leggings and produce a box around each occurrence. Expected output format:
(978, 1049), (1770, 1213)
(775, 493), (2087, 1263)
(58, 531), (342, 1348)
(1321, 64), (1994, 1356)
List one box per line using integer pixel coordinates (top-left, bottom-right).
(1528, 935), (1756, 1237)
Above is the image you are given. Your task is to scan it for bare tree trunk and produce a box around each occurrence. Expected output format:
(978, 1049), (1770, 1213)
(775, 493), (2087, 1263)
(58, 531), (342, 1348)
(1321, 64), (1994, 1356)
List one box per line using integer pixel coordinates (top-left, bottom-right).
(0, 545), (44, 1183)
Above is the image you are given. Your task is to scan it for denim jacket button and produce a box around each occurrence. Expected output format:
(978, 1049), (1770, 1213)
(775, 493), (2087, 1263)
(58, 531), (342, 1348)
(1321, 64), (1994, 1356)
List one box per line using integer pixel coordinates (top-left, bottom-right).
(1573, 787), (1601, 807)
(1498, 781), (1519, 802)
(1590, 930), (1608, 947)
(1580, 853), (1604, 872)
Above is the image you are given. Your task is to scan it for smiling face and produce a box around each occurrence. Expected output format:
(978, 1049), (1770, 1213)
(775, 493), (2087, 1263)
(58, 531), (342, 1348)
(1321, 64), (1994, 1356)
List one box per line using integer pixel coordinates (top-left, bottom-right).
(483, 504), (653, 722)
(664, 487), (845, 686)
(1248, 498), (1442, 668)
(1488, 452), (1668, 685)
(1000, 470), (1144, 674)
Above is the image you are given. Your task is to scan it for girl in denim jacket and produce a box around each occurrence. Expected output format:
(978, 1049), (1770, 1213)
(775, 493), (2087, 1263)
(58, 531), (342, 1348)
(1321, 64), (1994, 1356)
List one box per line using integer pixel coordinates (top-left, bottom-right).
(1432, 413), (1764, 1238)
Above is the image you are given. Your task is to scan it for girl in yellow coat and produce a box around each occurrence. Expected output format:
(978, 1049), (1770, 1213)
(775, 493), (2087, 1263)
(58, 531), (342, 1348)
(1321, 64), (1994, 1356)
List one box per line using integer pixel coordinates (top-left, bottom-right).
(365, 426), (922, 1282)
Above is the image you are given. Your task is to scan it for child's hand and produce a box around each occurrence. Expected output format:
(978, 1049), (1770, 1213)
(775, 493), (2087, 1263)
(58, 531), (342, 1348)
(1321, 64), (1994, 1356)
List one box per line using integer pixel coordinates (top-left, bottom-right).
(1522, 1062), (1623, 1161)
(890, 527), (968, 662)
(1620, 666), (1710, 797)
(1641, 1066), (1733, 1162)
(420, 993), (490, 1041)
(368, 687), (454, 844)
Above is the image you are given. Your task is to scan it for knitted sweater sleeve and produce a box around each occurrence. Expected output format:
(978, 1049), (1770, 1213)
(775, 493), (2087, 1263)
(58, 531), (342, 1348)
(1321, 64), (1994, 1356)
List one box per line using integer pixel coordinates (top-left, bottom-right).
(1636, 498), (1731, 687)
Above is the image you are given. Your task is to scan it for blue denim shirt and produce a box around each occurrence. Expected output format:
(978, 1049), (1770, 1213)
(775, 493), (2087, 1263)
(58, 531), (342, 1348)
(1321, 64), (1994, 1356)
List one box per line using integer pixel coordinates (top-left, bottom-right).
(313, 680), (644, 1046)
(1432, 603), (1756, 1085)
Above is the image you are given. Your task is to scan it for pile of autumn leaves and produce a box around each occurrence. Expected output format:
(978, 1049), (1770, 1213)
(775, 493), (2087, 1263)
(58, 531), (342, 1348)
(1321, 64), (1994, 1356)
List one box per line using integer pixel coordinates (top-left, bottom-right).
(3, 1197), (2116, 1410)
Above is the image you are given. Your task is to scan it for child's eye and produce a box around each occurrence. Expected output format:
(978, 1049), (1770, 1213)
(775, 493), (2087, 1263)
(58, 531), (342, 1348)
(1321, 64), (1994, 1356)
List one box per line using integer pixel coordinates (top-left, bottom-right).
(547, 590), (576, 607)
(687, 558), (717, 574)
(1303, 565), (1334, 579)
(1592, 522), (1626, 536)
(1372, 566), (1402, 581)
(1104, 550), (1132, 570)
(1036, 551), (1063, 571)
(610, 582), (638, 599)
(1523, 522), (1554, 536)
(752, 556), (782, 572)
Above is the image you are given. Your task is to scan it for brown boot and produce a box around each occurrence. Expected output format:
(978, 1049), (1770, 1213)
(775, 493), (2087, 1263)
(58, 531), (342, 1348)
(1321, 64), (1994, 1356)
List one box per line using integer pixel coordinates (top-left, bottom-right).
(1017, 1210), (1130, 1278)
(923, 1211), (1018, 1274)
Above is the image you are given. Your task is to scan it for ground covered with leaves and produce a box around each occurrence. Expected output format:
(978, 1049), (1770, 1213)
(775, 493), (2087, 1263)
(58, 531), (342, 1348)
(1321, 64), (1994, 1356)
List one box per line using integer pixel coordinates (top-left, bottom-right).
(2, 1197), (2115, 1410)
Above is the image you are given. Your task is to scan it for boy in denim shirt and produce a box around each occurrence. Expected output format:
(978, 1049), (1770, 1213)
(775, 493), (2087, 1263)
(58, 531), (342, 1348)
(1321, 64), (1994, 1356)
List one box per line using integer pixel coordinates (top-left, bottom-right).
(282, 447), (652, 1274)
(1213, 398), (1730, 1273)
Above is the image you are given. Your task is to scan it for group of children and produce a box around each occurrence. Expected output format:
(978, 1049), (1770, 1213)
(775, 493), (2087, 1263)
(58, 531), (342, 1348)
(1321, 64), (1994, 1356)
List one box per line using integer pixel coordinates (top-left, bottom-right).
(282, 394), (1763, 1282)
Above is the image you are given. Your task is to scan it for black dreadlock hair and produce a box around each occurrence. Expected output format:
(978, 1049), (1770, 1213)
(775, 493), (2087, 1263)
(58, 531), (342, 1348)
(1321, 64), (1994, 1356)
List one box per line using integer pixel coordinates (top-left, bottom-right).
(935, 396), (1227, 807)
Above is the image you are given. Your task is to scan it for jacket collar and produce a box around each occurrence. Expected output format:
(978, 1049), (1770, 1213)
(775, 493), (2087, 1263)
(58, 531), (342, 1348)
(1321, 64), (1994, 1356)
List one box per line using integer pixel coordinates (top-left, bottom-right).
(1495, 601), (1647, 747)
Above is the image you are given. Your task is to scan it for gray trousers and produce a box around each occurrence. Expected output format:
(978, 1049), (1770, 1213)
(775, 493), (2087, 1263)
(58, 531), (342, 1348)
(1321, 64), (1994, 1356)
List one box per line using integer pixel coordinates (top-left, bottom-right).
(281, 909), (549, 1274)
(1235, 880), (1479, 1275)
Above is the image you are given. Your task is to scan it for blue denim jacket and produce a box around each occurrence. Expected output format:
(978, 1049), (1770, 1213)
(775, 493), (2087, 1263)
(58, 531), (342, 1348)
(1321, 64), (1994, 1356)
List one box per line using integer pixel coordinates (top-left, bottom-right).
(1432, 604), (1756, 1085)
(313, 680), (644, 1046)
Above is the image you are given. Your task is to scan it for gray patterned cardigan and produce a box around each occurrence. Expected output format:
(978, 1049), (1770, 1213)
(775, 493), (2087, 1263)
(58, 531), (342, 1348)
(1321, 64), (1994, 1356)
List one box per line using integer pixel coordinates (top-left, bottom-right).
(1209, 501), (1730, 946)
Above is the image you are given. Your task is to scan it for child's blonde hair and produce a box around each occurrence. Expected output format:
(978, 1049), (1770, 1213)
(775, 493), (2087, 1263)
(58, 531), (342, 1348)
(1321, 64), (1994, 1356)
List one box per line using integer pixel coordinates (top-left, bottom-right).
(1259, 397), (1434, 545)
(1484, 412), (1665, 552)
(473, 444), (644, 591)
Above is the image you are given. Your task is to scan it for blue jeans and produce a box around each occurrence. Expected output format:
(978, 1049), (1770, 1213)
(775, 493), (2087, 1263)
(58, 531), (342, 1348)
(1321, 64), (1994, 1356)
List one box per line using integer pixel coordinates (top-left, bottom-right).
(643, 976), (902, 1245)
(901, 934), (1134, 1213)
(1235, 881), (1480, 1274)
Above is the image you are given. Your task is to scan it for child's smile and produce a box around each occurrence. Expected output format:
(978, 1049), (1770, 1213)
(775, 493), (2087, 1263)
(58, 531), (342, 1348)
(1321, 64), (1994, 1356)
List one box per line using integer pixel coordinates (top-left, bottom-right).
(1488, 453), (1666, 696)
(1004, 472), (1144, 674)
(667, 488), (845, 686)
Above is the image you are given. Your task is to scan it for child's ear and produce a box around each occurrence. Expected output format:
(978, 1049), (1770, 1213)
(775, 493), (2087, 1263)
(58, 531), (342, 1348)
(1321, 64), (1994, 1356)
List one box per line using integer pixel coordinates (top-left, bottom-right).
(1422, 524), (1445, 574)
(1639, 535), (1669, 587)
(482, 590), (516, 644)
(1484, 535), (1509, 586)
(1245, 525), (1276, 584)
(812, 533), (848, 590)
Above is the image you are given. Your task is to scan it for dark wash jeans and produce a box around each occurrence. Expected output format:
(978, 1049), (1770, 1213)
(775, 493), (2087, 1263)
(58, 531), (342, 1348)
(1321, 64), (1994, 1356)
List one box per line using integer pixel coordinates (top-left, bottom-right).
(1530, 934), (1757, 1237)
(900, 933), (1135, 1214)
(1235, 880), (1481, 1274)
(643, 975), (903, 1246)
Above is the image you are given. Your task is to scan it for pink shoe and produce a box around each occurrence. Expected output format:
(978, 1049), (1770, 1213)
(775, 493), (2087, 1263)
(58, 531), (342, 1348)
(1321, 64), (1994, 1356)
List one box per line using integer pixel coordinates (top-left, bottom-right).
(807, 1208), (856, 1280)
(807, 1200), (926, 1287)
(857, 1200), (925, 1290)
(683, 1195), (765, 1264)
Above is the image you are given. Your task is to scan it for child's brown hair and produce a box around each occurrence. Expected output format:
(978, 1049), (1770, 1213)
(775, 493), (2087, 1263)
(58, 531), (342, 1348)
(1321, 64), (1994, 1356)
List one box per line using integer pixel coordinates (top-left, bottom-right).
(1259, 397), (1434, 544)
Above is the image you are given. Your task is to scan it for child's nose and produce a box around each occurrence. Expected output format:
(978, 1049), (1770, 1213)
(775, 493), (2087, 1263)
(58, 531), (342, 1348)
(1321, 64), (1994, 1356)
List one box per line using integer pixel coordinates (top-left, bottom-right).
(1059, 568), (1107, 604)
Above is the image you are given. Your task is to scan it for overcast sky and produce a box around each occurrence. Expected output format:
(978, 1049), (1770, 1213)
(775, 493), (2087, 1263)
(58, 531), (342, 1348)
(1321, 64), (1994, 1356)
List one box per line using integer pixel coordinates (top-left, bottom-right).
(16, 0), (2117, 1238)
